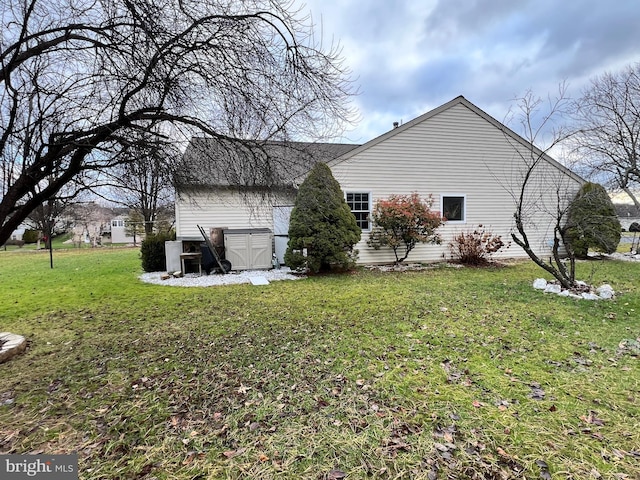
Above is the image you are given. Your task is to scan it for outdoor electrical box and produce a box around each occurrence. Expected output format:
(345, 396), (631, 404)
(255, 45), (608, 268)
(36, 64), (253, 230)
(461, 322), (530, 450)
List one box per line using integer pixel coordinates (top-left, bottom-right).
(165, 241), (183, 273)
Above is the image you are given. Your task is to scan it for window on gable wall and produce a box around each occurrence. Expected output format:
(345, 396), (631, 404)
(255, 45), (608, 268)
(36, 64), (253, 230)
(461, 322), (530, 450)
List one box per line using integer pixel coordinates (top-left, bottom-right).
(442, 195), (465, 222)
(346, 192), (370, 230)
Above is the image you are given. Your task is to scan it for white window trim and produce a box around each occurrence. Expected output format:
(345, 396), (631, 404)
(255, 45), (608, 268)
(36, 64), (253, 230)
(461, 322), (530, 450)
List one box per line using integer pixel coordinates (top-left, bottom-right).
(441, 194), (467, 224)
(345, 191), (372, 231)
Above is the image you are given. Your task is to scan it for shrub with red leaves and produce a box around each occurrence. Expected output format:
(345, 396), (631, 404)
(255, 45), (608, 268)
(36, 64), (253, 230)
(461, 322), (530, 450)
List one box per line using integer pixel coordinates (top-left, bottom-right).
(449, 225), (508, 265)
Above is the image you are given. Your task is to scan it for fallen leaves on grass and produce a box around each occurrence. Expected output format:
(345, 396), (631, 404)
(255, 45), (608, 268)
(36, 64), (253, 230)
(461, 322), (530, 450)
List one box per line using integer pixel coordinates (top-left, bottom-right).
(580, 411), (605, 426)
(325, 469), (347, 480)
(529, 382), (546, 400)
(618, 338), (640, 356)
(222, 447), (246, 459)
(433, 424), (457, 444)
(237, 384), (251, 395)
(182, 451), (206, 465)
(441, 359), (473, 385)
(495, 446), (525, 475)
(535, 459), (552, 479)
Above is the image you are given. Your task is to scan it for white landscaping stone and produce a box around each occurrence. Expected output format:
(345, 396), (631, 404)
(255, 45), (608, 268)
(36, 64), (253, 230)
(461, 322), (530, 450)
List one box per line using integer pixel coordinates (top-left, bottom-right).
(581, 292), (601, 301)
(139, 267), (304, 288)
(596, 284), (615, 299)
(0, 332), (27, 363)
(533, 278), (548, 290)
(544, 284), (562, 294)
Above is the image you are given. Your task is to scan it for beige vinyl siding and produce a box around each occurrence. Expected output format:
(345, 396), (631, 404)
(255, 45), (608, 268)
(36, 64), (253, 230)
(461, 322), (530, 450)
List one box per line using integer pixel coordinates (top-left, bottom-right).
(331, 102), (582, 264)
(175, 189), (295, 239)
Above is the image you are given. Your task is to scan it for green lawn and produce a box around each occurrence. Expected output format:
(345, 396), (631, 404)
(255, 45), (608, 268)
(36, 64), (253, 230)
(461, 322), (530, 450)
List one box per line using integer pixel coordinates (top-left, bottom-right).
(0, 248), (638, 479)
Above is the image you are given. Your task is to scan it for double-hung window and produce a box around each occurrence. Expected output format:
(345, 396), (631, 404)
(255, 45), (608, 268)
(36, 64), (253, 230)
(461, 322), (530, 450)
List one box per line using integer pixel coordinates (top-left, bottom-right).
(346, 192), (371, 230)
(441, 195), (466, 223)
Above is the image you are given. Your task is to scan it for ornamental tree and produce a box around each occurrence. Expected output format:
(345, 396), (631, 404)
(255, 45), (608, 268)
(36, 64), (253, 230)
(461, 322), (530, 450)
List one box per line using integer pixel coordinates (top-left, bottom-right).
(285, 163), (361, 273)
(367, 193), (444, 263)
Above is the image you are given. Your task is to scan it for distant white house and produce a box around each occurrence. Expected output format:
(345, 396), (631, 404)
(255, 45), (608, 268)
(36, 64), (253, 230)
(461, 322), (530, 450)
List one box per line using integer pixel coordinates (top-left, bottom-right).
(614, 204), (640, 231)
(105, 216), (141, 244)
(10, 226), (26, 241)
(174, 96), (585, 265)
(109, 216), (129, 243)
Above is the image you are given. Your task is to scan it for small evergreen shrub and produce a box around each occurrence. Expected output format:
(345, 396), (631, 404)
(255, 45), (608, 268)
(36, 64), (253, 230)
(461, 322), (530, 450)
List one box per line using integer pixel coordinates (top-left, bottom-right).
(449, 225), (507, 265)
(140, 231), (175, 272)
(22, 229), (39, 244)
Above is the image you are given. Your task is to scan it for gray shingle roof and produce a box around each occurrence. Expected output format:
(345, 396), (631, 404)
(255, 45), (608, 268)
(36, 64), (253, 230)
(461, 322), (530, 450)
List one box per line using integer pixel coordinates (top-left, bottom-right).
(175, 138), (359, 189)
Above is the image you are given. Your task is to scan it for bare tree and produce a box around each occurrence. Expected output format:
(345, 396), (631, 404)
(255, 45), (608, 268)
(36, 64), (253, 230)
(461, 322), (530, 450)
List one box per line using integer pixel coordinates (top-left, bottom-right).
(100, 137), (175, 234)
(124, 210), (145, 246)
(0, 0), (355, 245)
(503, 87), (584, 289)
(571, 63), (640, 208)
(26, 182), (73, 239)
(66, 201), (111, 247)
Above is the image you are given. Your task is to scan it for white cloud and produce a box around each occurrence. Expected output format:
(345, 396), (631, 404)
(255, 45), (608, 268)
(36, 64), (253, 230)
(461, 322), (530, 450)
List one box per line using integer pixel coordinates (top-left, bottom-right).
(301, 0), (640, 143)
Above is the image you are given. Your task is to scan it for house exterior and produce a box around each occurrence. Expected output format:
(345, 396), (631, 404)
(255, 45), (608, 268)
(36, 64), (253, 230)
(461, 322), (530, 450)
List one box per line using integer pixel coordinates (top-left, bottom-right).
(105, 215), (141, 244)
(175, 96), (584, 266)
(614, 204), (640, 231)
(174, 140), (359, 265)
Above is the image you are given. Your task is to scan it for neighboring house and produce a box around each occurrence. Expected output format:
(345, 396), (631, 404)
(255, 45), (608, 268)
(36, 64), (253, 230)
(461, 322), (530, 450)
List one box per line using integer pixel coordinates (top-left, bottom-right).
(175, 96), (584, 266)
(614, 204), (640, 231)
(9, 226), (26, 241)
(106, 216), (140, 244)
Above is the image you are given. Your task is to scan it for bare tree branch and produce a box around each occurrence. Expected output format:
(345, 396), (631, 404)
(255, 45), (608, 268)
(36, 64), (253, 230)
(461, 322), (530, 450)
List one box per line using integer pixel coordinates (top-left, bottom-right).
(0, 0), (356, 245)
(570, 62), (640, 208)
(503, 86), (583, 289)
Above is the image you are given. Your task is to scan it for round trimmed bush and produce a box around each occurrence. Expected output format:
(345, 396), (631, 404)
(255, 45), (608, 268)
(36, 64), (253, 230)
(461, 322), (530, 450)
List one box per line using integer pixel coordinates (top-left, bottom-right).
(564, 182), (621, 258)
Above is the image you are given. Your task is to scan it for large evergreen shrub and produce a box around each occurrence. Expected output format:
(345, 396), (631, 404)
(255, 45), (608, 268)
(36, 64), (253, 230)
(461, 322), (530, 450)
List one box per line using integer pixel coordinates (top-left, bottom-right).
(22, 229), (39, 244)
(284, 163), (361, 273)
(140, 231), (175, 272)
(564, 182), (621, 258)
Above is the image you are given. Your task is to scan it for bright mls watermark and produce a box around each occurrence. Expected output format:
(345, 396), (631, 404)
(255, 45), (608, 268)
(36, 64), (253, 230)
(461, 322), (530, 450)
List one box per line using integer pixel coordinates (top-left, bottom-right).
(0, 454), (78, 479)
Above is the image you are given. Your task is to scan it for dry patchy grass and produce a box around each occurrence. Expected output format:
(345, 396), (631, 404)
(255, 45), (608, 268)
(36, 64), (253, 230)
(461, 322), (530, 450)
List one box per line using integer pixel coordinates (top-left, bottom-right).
(0, 250), (638, 479)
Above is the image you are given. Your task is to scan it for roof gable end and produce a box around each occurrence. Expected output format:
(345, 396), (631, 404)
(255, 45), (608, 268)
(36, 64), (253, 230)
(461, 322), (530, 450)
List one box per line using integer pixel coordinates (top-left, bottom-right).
(327, 95), (583, 184)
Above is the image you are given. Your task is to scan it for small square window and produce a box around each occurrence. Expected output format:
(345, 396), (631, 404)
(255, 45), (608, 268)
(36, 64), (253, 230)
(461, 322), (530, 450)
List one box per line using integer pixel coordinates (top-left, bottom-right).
(442, 196), (465, 222)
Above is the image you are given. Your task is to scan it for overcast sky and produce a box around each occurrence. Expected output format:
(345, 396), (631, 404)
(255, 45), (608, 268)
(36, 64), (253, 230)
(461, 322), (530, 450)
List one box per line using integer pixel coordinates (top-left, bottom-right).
(303, 0), (640, 144)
